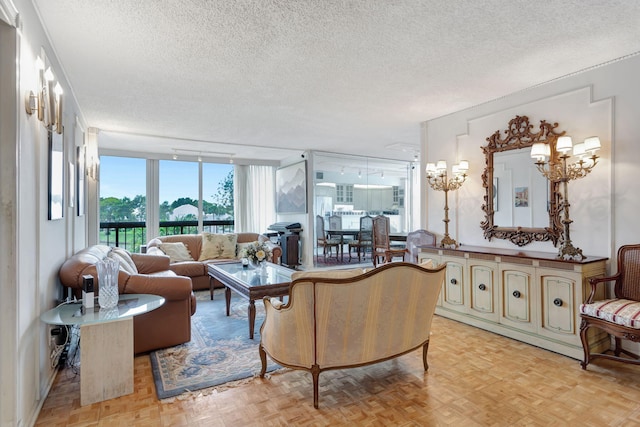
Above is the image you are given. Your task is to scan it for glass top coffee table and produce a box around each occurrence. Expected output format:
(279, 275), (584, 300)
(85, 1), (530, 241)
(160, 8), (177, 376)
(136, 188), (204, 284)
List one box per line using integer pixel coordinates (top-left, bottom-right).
(208, 262), (293, 339)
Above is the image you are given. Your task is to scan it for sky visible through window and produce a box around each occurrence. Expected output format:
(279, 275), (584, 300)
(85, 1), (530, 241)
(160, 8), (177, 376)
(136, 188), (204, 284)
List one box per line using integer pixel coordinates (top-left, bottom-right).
(100, 156), (232, 203)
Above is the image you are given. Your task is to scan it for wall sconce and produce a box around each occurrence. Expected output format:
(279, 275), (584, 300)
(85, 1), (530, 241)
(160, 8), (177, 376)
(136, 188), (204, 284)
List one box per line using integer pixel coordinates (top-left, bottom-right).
(25, 56), (63, 134)
(531, 135), (601, 260)
(426, 160), (469, 248)
(54, 82), (63, 134)
(25, 56), (45, 120)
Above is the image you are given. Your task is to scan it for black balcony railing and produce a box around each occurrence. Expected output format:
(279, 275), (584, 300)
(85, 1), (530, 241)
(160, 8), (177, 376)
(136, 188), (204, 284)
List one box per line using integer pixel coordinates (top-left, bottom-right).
(99, 220), (235, 253)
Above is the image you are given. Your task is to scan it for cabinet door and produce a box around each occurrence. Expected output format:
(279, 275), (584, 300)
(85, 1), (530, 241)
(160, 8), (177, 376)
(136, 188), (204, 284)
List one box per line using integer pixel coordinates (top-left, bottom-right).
(469, 261), (498, 322)
(421, 254), (444, 306)
(539, 273), (575, 338)
(443, 260), (465, 311)
(501, 267), (536, 332)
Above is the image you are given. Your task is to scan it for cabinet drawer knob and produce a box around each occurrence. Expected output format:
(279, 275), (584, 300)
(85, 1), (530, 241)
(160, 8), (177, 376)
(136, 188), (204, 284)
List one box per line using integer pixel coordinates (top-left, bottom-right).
(553, 298), (563, 307)
(512, 290), (521, 298)
(478, 283), (486, 291)
(450, 278), (458, 285)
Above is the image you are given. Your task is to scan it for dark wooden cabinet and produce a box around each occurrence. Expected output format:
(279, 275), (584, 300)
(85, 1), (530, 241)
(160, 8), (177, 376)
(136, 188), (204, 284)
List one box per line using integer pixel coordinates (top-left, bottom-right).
(280, 233), (300, 268)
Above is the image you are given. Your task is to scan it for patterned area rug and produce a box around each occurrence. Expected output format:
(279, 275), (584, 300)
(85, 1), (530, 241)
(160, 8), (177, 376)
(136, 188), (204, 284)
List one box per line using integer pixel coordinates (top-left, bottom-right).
(149, 289), (280, 399)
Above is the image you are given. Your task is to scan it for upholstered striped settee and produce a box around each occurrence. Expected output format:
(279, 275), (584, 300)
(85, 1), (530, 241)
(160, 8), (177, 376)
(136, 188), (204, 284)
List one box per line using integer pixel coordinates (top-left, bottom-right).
(258, 261), (445, 408)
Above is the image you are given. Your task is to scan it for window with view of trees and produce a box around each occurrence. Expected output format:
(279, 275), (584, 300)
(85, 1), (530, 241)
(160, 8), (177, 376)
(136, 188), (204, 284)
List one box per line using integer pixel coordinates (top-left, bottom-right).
(99, 155), (234, 251)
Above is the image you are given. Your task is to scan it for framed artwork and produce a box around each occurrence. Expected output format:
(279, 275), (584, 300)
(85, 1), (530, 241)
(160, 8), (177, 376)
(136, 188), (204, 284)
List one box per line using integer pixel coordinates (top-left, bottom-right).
(48, 129), (64, 220)
(68, 162), (74, 208)
(276, 161), (307, 214)
(76, 145), (86, 216)
(515, 186), (529, 207)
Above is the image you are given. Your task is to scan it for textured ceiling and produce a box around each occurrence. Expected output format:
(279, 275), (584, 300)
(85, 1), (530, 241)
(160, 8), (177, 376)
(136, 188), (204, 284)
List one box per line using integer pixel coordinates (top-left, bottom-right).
(33, 0), (640, 162)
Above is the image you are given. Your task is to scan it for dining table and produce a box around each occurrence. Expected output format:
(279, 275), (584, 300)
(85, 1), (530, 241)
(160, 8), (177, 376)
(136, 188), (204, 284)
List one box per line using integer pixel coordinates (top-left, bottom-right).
(326, 230), (407, 261)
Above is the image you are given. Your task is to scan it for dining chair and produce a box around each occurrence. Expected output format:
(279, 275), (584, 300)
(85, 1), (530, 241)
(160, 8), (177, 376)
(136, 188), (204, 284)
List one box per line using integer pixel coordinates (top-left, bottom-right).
(327, 214), (349, 256)
(316, 215), (341, 260)
(348, 215), (373, 261)
(580, 244), (640, 369)
(372, 215), (407, 267)
(328, 215), (341, 230)
(405, 229), (437, 263)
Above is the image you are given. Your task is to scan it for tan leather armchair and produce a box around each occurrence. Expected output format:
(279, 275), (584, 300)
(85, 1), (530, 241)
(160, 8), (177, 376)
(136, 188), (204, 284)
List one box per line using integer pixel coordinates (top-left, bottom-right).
(58, 245), (196, 354)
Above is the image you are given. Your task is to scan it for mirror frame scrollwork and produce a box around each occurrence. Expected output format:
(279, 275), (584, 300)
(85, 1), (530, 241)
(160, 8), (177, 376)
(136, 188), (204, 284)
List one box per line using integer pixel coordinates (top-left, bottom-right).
(480, 115), (565, 247)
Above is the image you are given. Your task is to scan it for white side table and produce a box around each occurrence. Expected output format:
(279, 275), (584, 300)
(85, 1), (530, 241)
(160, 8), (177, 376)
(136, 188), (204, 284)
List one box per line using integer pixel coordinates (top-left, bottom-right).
(41, 294), (164, 405)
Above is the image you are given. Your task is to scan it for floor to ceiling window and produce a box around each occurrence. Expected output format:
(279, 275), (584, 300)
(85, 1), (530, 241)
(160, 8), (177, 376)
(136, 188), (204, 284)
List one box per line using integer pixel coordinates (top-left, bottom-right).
(202, 162), (234, 232)
(99, 156), (147, 251)
(159, 160), (199, 231)
(99, 155), (234, 251)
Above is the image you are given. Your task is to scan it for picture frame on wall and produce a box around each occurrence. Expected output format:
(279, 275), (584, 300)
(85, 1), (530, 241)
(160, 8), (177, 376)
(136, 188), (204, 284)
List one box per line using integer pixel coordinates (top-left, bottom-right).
(68, 161), (74, 208)
(77, 145), (85, 216)
(48, 129), (64, 220)
(276, 161), (307, 214)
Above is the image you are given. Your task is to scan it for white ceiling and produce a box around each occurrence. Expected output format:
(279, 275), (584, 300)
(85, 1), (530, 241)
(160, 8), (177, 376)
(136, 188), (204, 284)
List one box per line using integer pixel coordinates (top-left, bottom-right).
(33, 0), (640, 163)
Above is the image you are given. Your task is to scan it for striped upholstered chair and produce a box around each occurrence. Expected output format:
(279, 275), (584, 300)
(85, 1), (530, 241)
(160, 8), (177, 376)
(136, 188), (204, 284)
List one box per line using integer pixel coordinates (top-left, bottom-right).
(580, 244), (640, 369)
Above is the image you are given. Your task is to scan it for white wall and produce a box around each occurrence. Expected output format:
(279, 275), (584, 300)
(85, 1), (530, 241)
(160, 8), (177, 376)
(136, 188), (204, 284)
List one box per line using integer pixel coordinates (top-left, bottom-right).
(422, 54), (640, 265)
(0, 1), (90, 425)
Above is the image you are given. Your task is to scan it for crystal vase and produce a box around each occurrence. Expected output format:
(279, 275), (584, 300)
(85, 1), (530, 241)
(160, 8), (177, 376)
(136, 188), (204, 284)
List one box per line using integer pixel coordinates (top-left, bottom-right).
(96, 258), (119, 309)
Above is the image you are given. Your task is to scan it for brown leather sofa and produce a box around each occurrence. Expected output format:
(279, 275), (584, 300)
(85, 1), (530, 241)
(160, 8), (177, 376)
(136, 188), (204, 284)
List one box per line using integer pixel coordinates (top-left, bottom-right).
(58, 245), (196, 354)
(146, 232), (282, 291)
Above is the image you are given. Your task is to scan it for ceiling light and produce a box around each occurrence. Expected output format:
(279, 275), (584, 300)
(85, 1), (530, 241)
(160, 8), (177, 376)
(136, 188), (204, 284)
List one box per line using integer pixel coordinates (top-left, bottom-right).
(172, 154), (178, 160)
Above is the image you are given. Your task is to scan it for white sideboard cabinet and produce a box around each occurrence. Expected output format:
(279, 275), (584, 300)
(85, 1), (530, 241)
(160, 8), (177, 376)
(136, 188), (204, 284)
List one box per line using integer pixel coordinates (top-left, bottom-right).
(419, 245), (610, 360)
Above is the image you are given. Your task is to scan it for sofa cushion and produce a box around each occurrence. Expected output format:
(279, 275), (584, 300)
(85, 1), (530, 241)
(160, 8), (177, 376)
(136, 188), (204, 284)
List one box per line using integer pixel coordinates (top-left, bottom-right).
(160, 242), (194, 263)
(199, 233), (238, 261)
(168, 261), (208, 278)
(108, 247), (138, 274)
(580, 298), (640, 329)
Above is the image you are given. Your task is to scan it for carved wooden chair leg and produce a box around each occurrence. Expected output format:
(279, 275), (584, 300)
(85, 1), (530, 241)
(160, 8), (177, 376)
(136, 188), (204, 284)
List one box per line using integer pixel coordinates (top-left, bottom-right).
(422, 341), (430, 371)
(259, 345), (267, 377)
(615, 337), (623, 357)
(579, 319), (590, 370)
(311, 365), (320, 409)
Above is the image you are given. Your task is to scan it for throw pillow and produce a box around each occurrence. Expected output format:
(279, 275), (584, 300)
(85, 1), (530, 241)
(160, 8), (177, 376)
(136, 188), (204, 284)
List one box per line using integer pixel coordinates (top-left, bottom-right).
(199, 233), (238, 261)
(108, 247), (138, 275)
(159, 242), (194, 263)
(236, 241), (259, 259)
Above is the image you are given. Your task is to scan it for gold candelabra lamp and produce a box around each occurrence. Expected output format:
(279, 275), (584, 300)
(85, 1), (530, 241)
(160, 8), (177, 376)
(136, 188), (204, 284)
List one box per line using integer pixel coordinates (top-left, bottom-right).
(426, 160), (469, 248)
(531, 135), (601, 260)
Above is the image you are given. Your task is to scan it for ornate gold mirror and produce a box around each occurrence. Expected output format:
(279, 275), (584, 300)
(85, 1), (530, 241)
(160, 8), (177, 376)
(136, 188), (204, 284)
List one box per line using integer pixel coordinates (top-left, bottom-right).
(480, 115), (565, 246)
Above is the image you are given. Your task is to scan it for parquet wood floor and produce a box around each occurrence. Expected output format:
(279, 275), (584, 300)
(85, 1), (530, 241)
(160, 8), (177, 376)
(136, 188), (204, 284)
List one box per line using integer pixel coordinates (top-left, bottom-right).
(35, 315), (640, 426)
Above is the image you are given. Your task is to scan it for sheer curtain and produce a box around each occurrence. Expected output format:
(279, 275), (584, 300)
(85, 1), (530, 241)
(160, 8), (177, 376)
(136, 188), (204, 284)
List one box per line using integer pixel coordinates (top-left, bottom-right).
(234, 165), (276, 233)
